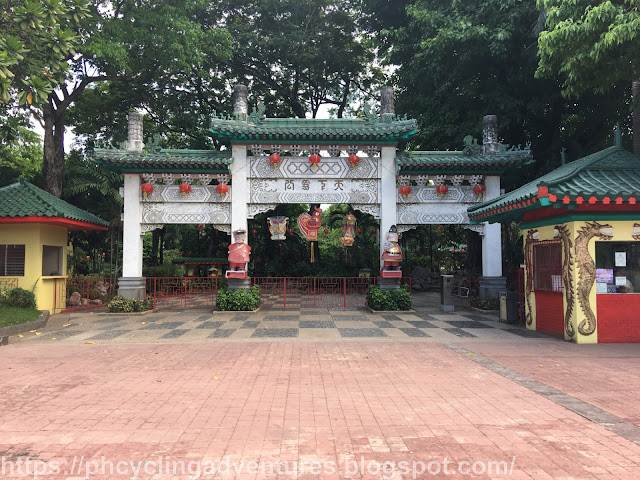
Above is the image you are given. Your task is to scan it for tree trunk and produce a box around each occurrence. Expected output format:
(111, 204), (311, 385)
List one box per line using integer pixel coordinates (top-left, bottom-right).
(150, 228), (161, 266)
(42, 102), (65, 197)
(633, 79), (640, 155)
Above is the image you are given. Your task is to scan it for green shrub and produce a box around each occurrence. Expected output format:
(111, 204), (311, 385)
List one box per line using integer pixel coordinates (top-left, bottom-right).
(107, 295), (154, 313)
(143, 264), (181, 277)
(367, 285), (412, 311)
(217, 286), (260, 311)
(1, 288), (36, 309)
(470, 296), (499, 310)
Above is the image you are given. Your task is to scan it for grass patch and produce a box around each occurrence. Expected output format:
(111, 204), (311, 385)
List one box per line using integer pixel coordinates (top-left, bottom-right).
(0, 307), (41, 329)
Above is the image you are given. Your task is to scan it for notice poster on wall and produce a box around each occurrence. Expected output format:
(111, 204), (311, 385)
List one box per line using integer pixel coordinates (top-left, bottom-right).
(595, 269), (614, 283)
(615, 276), (628, 286)
(615, 251), (627, 267)
(596, 283), (608, 293)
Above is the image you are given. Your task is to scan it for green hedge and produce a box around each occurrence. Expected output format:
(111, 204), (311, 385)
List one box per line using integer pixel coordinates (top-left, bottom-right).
(0, 288), (36, 309)
(217, 286), (261, 311)
(470, 296), (500, 310)
(367, 285), (412, 311)
(107, 295), (154, 313)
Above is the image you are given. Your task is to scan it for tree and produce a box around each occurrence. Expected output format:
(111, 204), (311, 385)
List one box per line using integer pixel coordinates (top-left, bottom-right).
(221, 0), (382, 118)
(2, 0), (232, 197)
(536, 0), (640, 153)
(0, 108), (42, 187)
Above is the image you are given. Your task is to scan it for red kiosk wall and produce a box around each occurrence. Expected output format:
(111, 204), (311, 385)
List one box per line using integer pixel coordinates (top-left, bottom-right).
(597, 294), (640, 342)
(534, 291), (564, 336)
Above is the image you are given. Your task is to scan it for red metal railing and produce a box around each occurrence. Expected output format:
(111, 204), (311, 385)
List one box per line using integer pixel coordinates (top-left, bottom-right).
(53, 277), (118, 314)
(146, 277), (220, 309)
(251, 276), (411, 310)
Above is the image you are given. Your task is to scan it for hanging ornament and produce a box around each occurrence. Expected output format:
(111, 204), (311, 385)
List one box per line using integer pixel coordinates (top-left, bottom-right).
(340, 214), (356, 247)
(216, 183), (229, 198)
(348, 154), (360, 169)
(267, 216), (289, 240)
(141, 183), (154, 199)
(251, 229), (257, 235)
(297, 207), (322, 263)
(196, 224), (203, 230)
(324, 228), (329, 234)
(461, 248), (465, 253)
(399, 185), (411, 199)
(436, 184), (448, 198)
(269, 153), (281, 168)
(473, 183), (486, 199)
(309, 154), (321, 169)
(179, 183), (192, 197)
(372, 229), (377, 234)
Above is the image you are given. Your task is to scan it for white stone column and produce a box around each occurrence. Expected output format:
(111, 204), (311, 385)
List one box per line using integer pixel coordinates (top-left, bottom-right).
(118, 173), (145, 299)
(230, 144), (249, 234)
(480, 175), (505, 297)
(379, 146), (397, 270)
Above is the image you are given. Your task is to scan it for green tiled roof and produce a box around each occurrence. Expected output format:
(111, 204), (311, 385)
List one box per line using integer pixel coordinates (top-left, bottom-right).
(0, 179), (109, 227)
(210, 116), (417, 144)
(92, 148), (232, 173)
(172, 257), (228, 264)
(468, 146), (640, 223)
(397, 149), (532, 174)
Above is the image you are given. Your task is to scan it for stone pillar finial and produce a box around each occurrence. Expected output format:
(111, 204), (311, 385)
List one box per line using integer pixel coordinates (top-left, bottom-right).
(233, 84), (249, 121)
(482, 115), (499, 155)
(126, 112), (144, 152)
(380, 86), (395, 121)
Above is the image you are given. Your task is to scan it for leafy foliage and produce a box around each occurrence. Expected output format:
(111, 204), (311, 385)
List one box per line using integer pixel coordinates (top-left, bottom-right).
(217, 286), (261, 311)
(106, 295), (153, 313)
(367, 285), (412, 311)
(470, 296), (500, 311)
(0, 288), (36, 309)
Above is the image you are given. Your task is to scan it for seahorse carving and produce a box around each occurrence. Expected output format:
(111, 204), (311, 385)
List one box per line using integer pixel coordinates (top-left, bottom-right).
(575, 221), (613, 336)
(554, 225), (575, 338)
(524, 229), (538, 326)
(632, 223), (640, 240)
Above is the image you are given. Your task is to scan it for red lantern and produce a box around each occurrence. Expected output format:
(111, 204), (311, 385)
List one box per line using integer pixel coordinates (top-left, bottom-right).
(372, 229), (377, 234)
(438, 226), (444, 232)
(473, 183), (486, 199)
(251, 229), (257, 235)
(269, 153), (281, 167)
(324, 228), (329, 234)
(436, 184), (448, 198)
(287, 229), (293, 234)
(398, 185), (411, 199)
(179, 183), (192, 196)
(348, 154), (360, 168)
(461, 248), (465, 253)
(216, 183), (229, 197)
(451, 248), (455, 253)
(309, 154), (321, 167)
(141, 182), (154, 199)
(196, 224), (203, 230)
(86, 255), (90, 259)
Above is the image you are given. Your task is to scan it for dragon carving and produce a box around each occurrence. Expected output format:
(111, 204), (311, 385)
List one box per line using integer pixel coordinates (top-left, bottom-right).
(524, 229), (538, 326)
(554, 225), (575, 338)
(575, 221), (613, 336)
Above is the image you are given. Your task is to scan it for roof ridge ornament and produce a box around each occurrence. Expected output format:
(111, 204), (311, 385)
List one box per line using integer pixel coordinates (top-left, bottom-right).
(145, 133), (162, 154)
(248, 103), (266, 124)
(462, 135), (482, 156)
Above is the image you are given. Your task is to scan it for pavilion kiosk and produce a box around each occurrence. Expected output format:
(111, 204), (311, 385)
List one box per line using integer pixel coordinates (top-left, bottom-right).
(468, 133), (640, 343)
(0, 180), (108, 313)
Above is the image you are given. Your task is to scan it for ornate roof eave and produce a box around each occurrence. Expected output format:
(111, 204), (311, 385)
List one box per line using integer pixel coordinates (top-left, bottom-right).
(397, 149), (533, 175)
(92, 148), (232, 173)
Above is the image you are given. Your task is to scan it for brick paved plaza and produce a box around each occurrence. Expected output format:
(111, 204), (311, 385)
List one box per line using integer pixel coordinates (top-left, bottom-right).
(1, 302), (640, 479)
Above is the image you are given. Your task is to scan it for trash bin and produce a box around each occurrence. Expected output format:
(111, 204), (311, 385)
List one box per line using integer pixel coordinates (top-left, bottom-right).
(506, 291), (519, 324)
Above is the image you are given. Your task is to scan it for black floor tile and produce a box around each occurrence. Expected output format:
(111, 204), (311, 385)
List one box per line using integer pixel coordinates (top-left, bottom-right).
(86, 330), (129, 340)
(240, 321), (260, 329)
(380, 314), (401, 322)
(192, 314), (213, 322)
(299, 321), (335, 328)
(399, 328), (431, 338)
(373, 320), (396, 329)
(338, 328), (388, 337)
(263, 315), (300, 321)
(443, 328), (477, 338)
(196, 321), (226, 329)
(251, 328), (298, 338)
(445, 320), (493, 329)
(209, 329), (235, 338)
(160, 329), (189, 339)
(229, 314), (250, 321)
(94, 316), (127, 323)
(461, 314), (496, 322)
(503, 328), (548, 338)
(144, 322), (186, 330)
(47, 329), (84, 339)
(406, 320), (438, 328)
(331, 315), (369, 321)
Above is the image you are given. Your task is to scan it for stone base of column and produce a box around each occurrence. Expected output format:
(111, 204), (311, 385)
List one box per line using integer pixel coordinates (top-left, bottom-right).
(118, 277), (146, 300)
(228, 277), (251, 291)
(377, 277), (401, 290)
(440, 274), (455, 312)
(478, 276), (507, 299)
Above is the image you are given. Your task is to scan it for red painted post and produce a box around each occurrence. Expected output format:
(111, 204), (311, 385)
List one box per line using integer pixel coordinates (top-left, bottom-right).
(86, 277), (90, 308)
(313, 277), (316, 307)
(184, 277), (188, 308)
(154, 277), (157, 309)
(283, 278), (287, 310)
(343, 277), (347, 310)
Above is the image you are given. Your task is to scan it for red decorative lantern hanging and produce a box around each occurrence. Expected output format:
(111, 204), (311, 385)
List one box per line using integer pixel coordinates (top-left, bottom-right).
(324, 228), (329, 234)
(196, 224), (203, 230)
(461, 248), (465, 253)
(216, 183), (229, 198)
(141, 182), (154, 199)
(398, 185), (411, 199)
(348, 154), (360, 169)
(309, 154), (321, 167)
(436, 184), (448, 198)
(251, 229), (257, 235)
(372, 229), (377, 234)
(179, 183), (192, 197)
(473, 183), (486, 199)
(269, 153), (281, 168)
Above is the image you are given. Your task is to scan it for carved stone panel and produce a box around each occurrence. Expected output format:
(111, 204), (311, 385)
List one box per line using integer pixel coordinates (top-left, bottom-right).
(249, 179), (378, 204)
(143, 185), (230, 203)
(397, 185), (480, 204)
(249, 156), (379, 179)
(141, 202), (230, 225)
(397, 203), (471, 225)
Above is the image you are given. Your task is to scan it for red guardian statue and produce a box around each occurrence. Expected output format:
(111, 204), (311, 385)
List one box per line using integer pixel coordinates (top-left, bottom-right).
(380, 225), (403, 278)
(226, 229), (251, 279)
